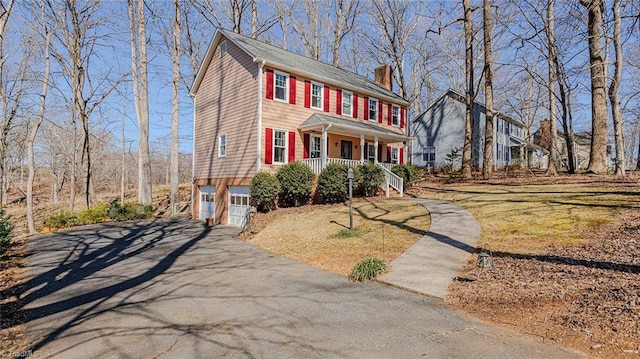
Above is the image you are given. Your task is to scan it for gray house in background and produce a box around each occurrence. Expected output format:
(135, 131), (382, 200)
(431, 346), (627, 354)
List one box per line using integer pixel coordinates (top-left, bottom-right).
(410, 90), (547, 170)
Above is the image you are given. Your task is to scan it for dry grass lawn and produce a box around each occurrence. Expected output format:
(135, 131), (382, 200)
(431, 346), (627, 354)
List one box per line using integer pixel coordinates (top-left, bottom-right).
(245, 199), (430, 276)
(417, 183), (640, 253)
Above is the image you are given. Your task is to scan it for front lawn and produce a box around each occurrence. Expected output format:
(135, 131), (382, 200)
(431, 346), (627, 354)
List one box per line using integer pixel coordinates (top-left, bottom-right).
(244, 199), (430, 276)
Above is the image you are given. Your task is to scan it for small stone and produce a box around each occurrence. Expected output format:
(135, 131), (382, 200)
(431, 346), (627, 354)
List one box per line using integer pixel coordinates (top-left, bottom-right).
(591, 344), (602, 350)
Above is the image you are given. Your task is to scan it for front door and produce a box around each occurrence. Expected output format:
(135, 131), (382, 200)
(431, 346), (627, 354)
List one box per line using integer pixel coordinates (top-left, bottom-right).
(198, 185), (216, 221)
(341, 140), (352, 160)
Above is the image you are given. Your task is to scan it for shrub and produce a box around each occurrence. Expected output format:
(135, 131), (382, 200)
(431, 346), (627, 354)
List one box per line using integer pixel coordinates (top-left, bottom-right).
(391, 164), (420, 189)
(250, 172), (281, 212)
(348, 257), (388, 282)
(276, 162), (314, 207)
(317, 163), (349, 203)
(0, 211), (13, 246)
(356, 163), (384, 197)
(77, 204), (109, 224)
(108, 201), (153, 221)
(44, 211), (80, 229)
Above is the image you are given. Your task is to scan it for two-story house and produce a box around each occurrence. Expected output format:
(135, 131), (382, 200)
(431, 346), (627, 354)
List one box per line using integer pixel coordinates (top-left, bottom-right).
(190, 29), (411, 226)
(411, 90), (547, 170)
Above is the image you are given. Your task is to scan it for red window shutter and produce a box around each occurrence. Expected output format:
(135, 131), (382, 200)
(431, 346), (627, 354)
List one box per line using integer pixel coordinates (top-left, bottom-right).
(304, 81), (311, 108)
(289, 76), (296, 104)
(400, 148), (405, 164)
(336, 90), (342, 115)
(378, 101), (383, 123)
(288, 131), (296, 162)
(324, 86), (330, 112)
(265, 128), (273, 164)
(353, 94), (358, 118)
(387, 104), (392, 125)
(363, 97), (369, 120)
(387, 146), (391, 163)
(266, 70), (274, 100)
(303, 134), (310, 159)
(400, 107), (405, 128)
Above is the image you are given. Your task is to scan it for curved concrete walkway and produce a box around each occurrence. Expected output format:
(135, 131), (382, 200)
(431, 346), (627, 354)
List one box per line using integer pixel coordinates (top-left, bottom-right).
(378, 199), (481, 298)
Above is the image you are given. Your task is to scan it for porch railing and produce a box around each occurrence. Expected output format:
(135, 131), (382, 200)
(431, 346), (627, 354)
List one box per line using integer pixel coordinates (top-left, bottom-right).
(300, 158), (403, 197)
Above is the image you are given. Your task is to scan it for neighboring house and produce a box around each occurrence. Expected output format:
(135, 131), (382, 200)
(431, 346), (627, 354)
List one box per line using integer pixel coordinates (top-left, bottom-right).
(190, 28), (411, 226)
(410, 90), (547, 170)
(533, 120), (608, 170)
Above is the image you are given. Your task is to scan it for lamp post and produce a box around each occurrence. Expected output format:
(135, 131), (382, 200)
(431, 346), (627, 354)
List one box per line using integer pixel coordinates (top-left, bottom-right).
(348, 167), (353, 230)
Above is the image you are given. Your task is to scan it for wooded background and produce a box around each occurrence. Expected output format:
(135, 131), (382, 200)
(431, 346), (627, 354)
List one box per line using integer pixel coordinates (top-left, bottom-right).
(0, 0), (638, 233)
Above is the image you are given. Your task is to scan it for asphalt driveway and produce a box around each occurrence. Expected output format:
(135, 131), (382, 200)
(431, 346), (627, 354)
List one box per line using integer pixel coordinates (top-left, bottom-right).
(19, 219), (586, 358)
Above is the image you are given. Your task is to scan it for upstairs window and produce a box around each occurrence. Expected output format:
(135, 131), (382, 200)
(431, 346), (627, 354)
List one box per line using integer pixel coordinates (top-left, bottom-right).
(274, 71), (288, 101)
(220, 40), (227, 57)
(368, 98), (378, 122)
(311, 82), (323, 109)
(392, 105), (400, 126)
(218, 134), (226, 157)
(342, 91), (353, 116)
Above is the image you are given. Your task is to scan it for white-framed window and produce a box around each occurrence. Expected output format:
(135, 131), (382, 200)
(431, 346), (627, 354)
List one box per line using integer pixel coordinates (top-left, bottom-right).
(422, 146), (435, 162)
(311, 82), (323, 109)
(310, 135), (321, 158)
(368, 98), (378, 121)
(390, 147), (399, 164)
(391, 105), (400, 126)
(342, 90), (353, 116)
(367, 143), (376, 162)
(274, 71), (288, 102)
(218, 134), (226, 157)
(273, 129), (287, 164)
(220, 40), (227, 58)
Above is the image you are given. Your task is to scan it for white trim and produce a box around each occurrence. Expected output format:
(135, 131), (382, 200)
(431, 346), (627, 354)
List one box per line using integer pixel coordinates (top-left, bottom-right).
(191, 97), (196, 217)
(274, 70), (289, 102)
(272, 128), (288, 165)
(218, 134), (226, 157)
(368, 97), (378, 122)
(256, 61), (265, 173)
(311, 81), (324, 110)
(341, 90), (353, 117)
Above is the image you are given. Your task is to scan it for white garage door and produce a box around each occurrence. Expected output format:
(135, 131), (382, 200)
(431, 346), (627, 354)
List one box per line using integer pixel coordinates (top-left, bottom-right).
(198, 185), (216, 221)
(228, 186), (250, 228)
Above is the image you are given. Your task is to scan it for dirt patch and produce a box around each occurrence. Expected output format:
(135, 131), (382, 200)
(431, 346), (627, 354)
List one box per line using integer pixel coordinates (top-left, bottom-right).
(0, 236), (29, 356)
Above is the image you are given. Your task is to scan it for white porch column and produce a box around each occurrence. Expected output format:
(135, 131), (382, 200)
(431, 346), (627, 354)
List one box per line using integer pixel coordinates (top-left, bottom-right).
(360, 134), (365, 163)
(321, 126), (328, 168)
(374, 136), (379, 164)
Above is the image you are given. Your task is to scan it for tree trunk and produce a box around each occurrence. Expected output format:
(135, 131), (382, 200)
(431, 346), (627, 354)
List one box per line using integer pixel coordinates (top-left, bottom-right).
(27, 31), (51, 234)
(171, 0), (181, 215)
(546, 0), (559, 175)
(462, 0), (473, 179)
(482, 0), (494, 179)
(581, 0), (608, 174)
(609, 0), (625, 176)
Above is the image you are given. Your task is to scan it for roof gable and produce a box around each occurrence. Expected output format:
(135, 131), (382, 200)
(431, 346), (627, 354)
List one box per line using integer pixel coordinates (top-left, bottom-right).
(191, 28), (408, 105)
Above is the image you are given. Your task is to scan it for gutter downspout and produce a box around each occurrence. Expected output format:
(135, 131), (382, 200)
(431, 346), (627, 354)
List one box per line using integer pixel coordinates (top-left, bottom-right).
(191, 96), (197, 217)
(256, 60), (265, 173)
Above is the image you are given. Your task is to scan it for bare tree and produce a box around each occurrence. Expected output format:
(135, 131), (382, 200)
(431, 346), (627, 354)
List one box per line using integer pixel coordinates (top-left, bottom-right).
(546, 0), (559, 175)
(461, 0), (473, 178)
(608, 0), (624, 176)
(27, 3), (51, 234)
(0, 0), (16, 206)
(482, 0), (494, 179)
(171, 0), (181, 214)
(128, 0), (152, 205)
(580, 0), (608, 174)
(331, 0), (359, 67)
(292, 0), (323, 61)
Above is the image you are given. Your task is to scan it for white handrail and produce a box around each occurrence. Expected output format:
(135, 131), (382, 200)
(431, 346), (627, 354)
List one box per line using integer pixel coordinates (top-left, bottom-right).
(377, 164), (403, 197)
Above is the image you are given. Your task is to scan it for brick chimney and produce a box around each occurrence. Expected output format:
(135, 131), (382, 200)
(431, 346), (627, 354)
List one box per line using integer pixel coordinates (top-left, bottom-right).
(374, 64), (393, 91)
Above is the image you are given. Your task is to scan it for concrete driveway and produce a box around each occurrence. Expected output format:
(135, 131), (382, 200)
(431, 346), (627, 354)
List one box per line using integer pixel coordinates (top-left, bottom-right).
(20, 219), (586, 358)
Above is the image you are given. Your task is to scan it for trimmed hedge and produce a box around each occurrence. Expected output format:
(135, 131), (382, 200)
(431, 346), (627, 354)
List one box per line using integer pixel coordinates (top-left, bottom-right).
(250, 172), (281, 212)
(276, 162), (315, 207)
(391, 164), (420, 189)
(317, 163), (349, 203)
(357, 163), (384, 197)
(44, 202), (152, 229)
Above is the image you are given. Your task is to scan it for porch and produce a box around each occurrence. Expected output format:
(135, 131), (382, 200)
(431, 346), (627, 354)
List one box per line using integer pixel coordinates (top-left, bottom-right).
(298, 114), (412, 197)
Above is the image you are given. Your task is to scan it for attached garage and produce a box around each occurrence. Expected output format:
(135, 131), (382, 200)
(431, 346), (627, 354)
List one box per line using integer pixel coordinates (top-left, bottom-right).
(198, 185), (216, 222)
(228, 186), (250, 228)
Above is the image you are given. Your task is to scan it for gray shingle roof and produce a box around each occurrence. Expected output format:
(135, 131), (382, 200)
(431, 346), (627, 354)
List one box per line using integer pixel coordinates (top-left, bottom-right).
(299, 113), (412, 142)
(219, 29), (407, 104)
